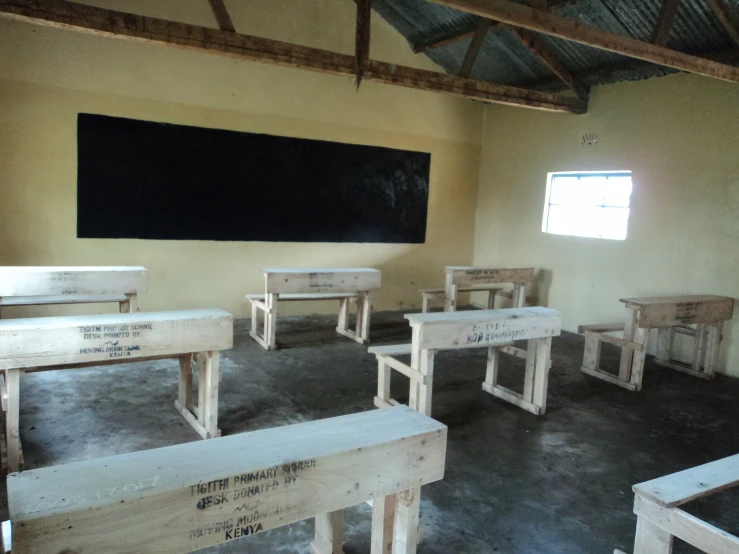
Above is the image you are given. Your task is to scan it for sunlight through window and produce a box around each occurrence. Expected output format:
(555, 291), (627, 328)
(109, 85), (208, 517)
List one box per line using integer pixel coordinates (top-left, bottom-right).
(542, 171), (633, 240)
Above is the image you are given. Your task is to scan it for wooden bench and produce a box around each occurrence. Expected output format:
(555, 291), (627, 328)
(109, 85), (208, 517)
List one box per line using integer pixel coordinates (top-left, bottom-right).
(369, 307), (561, 417)
(2, 405), (447, 554)
(419, 287), (514, 313)
(435, 266), (534, 312)
(579, 295), (735, 391)
(0, 266), (148, 317)
(0, 309), (233, 473)
(246, 268), (381, 350)
(615, 454), (739, 554)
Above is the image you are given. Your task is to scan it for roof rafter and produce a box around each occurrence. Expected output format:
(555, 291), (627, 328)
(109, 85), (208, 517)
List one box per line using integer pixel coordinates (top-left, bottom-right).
(206, 0), (235, 33)
(424, 0), (739, 83)
(458, 18), (491, 77)
(0, 0), (587, 113)
(705, 0), (739, 49)
(355, 0), (372, 87)
(651, 0), (681, 46)
(505, 26), (588, 99)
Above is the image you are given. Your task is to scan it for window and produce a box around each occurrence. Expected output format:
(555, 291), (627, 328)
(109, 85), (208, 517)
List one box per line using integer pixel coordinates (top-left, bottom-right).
(542, 171), (633, 240)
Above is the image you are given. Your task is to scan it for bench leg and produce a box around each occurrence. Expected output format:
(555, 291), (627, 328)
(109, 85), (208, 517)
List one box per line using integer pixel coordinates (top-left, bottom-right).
(197, 351), (220, 439)
(119, 293), (136, 313)
(266, 293), (278, 350)
(618, 308), (638, 383)
(311, 510), (345, 554)
(633, 517), (673, 554)
(251, 300), (259, 336)
(629, 322), (648, 391)
(5, 369), (21, 473)
(371, 494), (396, 554)
(410, 346), (434, 418)
(393, 488), (421, 554)
(582, 334), (602, 374)
(421, 295), (429, 314)
(377, 358), (391, 406)
(691, 324), (708, 374)
(512, 282), (526, 308)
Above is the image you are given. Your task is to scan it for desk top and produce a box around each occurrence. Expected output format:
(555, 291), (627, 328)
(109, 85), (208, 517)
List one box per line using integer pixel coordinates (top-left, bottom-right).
(444, 266), (534, 286)
(405, 306), (558, 325)
(0, 266), (148, 296)
(261, 268), (380, 274)
(620, 295), (734, 328)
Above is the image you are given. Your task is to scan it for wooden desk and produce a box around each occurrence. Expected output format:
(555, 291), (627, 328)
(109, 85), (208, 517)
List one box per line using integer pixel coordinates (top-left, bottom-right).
(4, 406), (446, 554)
(442, 266), (534, 312)
(0, 309), (233, 473)
(580, 295), (734, 391)
(246, 268), (381, 350)
(370, 307), (561, 416)
(0, 266), (147, 317)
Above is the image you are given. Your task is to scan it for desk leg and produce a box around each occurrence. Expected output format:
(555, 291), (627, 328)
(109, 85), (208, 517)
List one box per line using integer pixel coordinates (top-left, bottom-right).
(655, 328), (673, 364)
(582, 334), (602, 374)
(691, 324), (708, 373)
(523, 339), (537, 403)
(532, 337), (551, 414)
(483, 347), (500, 389)
(178, 355), (193, 411)
(251, 299), (259, 337)
(119, 293), (136, 313)
(198, 351), (220, 439)
(360, 292), (371, 343)
(393, 488), (421, 554)
(444, 276), (456, 312)
(311, 510), (345, 554)
(633, 517), (673, 554)
(629, 313), (648, 391)
(703, 323), (722, 376)
(5, 369), (21, 473)
(512, 282), (526, 308)
(337, 298), (349, 333)
(619, 308), (638, 383)
(416, 350), (434, 418)
(371, 494), (396, 554)
(377, 358), (392, 406)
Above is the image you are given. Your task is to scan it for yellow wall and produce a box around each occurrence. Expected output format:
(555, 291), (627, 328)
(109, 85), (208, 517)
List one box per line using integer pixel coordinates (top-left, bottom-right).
(0, 0), (483, 317)
(474, 74), (739, 376)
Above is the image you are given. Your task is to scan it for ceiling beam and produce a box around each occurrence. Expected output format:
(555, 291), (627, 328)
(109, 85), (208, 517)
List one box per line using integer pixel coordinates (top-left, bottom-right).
(705, 0), (739, 49)
(424, 0), (739, 83)
(0, 0), (587, 114)
(650, 0), (681, 47)
(506, 26), (588, 99)
(529, 48), (739, 92)
(355, 0), (372, 87)
(546, 0), (581, 9)
(458, 18), (490, 77)
(206, 0), (235, 32)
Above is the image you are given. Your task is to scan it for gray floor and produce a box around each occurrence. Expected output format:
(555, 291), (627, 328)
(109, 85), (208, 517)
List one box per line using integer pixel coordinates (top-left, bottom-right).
(3, 309), (739, 553)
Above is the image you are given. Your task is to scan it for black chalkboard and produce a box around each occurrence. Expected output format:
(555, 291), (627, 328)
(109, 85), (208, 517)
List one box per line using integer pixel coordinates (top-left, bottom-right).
(77, 114), (430, 243)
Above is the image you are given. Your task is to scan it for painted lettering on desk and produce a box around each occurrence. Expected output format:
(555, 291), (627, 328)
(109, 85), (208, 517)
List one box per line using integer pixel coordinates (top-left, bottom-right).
(464, 321), (525, 345)
(77, 323), (151, 358)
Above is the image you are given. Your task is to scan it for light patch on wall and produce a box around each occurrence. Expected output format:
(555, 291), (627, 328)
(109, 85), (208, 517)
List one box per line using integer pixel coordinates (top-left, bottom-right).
(542, 171), (633, 240)
(581, 133), (599, 147)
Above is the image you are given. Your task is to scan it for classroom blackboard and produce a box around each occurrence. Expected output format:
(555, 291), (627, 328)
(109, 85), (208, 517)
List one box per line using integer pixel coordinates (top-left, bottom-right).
(77, 114), (430, 243)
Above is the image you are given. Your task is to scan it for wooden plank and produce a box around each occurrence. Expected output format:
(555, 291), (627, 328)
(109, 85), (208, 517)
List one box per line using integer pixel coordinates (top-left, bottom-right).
(653, 359), (714, 380)
(355, 0), (372, 87)
(506, 26), (589, 99)
(0, 0), (586, 114)
(445, 266), (535, 287)
(406, 307), (561, 350)
(633, 511), (674, 554)
(206, 0), (235, 32)
(481, 382), (542, 415)
(578, 322), (626, 334)
(651, 0), (681, 46)
(705, 0), (739, 49)
(0, 293), (128, 306)
(7, 406), (447, 554)
(0, 309), (233, 370)
(248, 293), (358, 301)
(263, 268), (381, 294)
(424, 0), (739, 83)
(620, 296), (735, 328)
(368, 344), (413, 356)
(580, 365), (638, 391)
(633, 453), (739, 508)
(634, 495), (739, 553)
(413, 24), (478, 53)
(0, 266), (147, 297)
(458, 19), (490, 77)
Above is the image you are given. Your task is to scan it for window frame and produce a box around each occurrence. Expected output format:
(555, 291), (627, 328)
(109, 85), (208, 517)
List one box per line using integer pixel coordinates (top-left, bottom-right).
(541, 170), (633, 241)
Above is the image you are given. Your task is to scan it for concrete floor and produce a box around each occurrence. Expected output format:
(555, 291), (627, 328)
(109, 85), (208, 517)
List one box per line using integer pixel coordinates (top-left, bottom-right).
(2, 309), (739, 553)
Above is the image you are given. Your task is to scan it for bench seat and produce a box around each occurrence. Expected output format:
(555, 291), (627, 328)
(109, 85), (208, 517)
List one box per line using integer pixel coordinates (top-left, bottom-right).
(246, 293), (357, 301)
(368, 344), (413, 356)
(5, 405), (446, 554)
(0, 293), (128, 306)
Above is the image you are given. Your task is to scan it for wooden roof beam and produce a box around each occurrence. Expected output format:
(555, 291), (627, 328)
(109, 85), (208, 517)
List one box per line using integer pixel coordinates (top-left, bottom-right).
(458, 18), (490, 77)
(355, 0), (372, 87)
(651, 0), (681, 47)
(506, 26), (589, 99)
(705, 0), (739, 49)
(206, 0), (235, 32)
(0, 0), (587, 114)
(424, 0), (739, 83)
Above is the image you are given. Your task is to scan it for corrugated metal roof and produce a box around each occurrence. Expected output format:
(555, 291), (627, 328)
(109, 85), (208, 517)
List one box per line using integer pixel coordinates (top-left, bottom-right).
(371, 0), (739, 90)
